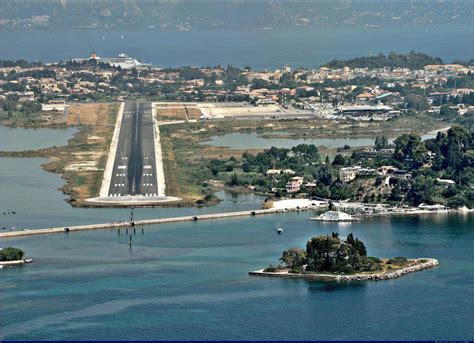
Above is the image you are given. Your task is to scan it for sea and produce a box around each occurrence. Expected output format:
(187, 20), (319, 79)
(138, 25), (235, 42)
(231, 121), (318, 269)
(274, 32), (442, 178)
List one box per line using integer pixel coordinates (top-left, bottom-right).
(0, 25), (473, 68)
(0, 26), (473, 339)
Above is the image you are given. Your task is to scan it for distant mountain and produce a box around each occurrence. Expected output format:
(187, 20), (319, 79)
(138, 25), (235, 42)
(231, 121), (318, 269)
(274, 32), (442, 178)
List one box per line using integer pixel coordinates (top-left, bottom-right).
(0, 0), (473, 31)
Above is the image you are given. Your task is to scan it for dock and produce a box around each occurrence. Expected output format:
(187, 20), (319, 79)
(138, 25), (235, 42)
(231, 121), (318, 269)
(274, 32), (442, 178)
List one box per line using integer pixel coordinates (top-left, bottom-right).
(0, 208), (296, 239)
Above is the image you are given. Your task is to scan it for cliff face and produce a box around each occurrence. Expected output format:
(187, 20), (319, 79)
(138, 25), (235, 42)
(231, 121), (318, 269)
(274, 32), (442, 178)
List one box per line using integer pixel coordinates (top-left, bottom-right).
(1, 0), (473, 30)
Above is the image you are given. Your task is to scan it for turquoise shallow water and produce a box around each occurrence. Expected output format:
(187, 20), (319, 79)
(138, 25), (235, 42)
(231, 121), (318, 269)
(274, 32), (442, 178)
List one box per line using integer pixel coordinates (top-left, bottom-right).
(1, 213), (473, 340)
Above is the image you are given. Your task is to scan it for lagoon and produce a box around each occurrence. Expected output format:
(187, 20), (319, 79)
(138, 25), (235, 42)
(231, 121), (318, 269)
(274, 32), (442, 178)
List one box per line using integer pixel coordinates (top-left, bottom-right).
(202, 132), (376, 150)
(202, 128), (452, 150)
(0, 157), (264, 230)
(0, 126), (77, 152)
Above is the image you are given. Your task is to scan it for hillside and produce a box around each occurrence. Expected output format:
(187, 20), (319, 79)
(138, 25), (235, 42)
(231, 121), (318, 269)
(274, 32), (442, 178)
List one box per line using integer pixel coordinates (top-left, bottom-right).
(0, 0), (473, 31)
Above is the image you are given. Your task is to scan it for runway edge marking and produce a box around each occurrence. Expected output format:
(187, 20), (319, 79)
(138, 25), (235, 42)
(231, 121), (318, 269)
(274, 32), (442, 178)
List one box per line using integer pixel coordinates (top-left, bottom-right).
(152, 102), (167, 197)
(99, 102), (125, 197)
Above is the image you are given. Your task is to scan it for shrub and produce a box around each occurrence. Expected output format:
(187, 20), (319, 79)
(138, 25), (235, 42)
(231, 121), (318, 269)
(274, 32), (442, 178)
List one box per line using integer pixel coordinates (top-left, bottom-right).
(367, 256), (382, 264)
(386, 256), (408, 265)
(264, 264), (278, 272)
(289, 266), (304, 274)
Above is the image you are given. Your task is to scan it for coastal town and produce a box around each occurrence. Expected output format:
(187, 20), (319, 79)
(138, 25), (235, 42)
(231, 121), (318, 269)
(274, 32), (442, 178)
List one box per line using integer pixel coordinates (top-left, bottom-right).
(0, 51), (473, 215)
(1, 52), (473, 249)
(1, 51), (473, 127)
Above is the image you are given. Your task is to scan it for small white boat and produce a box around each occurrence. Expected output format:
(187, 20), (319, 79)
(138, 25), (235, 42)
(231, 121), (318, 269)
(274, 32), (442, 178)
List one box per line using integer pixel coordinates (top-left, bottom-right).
(276, 228), (284, 235)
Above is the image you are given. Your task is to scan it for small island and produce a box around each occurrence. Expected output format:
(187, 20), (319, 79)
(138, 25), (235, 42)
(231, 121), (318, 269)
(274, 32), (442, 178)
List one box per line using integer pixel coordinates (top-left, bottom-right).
(0, 247), (32, 268)
(250, 233), (438, 281)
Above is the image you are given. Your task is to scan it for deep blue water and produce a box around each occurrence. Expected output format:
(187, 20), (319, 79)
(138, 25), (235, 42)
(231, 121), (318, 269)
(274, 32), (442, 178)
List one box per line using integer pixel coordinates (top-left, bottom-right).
(1, 212), (473, 340)
(0, 26), (473, 68)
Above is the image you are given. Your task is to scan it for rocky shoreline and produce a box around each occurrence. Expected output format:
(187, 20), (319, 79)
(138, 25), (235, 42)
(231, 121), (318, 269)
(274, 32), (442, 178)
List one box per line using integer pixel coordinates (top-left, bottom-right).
(249, 258), (439, 282)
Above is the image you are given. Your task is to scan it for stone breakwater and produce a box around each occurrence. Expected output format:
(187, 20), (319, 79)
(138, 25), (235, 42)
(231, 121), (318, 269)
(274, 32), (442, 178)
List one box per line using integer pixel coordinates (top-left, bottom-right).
(249, 258), (439, 282)
(335, 258), (439, 281)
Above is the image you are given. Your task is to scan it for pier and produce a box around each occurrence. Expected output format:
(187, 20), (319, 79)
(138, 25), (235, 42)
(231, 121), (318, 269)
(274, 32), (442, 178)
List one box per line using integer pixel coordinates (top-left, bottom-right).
(0, 208), (291, 239)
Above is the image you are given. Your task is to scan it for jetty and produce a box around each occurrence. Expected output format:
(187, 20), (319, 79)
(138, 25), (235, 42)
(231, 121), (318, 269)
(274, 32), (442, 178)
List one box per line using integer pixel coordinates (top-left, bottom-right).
(0, 208), (297, 239)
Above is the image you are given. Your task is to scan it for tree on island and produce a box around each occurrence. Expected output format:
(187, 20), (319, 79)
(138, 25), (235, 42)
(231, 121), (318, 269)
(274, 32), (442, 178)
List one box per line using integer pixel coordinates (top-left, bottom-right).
(280, 247), (306, 270)
(0, 247), (25, 261)
(278, 233), (381, 274)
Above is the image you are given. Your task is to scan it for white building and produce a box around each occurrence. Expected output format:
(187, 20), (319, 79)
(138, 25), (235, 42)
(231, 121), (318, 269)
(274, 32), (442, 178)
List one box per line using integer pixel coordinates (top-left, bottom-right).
(311, 211), (357, 222)
(339, 166), (375, 183)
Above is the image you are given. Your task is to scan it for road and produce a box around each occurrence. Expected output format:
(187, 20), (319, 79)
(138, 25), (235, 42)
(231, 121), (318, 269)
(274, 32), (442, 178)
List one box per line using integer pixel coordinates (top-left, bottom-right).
(108, 102), (158, 197)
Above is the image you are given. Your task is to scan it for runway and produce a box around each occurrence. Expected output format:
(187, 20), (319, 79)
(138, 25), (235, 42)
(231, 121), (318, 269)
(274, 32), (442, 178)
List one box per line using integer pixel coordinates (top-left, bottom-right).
(108, 102), (159, 197)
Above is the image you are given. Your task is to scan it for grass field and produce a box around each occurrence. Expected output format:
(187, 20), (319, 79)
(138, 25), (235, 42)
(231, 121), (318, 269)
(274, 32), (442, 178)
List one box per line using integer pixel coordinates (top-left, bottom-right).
(40, 102), (119, 206)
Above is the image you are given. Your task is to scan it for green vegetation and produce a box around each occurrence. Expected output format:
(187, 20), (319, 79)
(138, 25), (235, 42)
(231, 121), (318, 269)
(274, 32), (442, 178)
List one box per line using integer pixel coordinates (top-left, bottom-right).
(0, 247), (25, 261)
(324, 51), (443, 70)
(387, 257), (409, 266)
(204, 125), (474, 208)
(279, 233), (382, 274)
(358, 126), (474, 208)
(0, 99), (42, 122)
(205, 144), (333, 198)
(457, 111), (474, 131)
